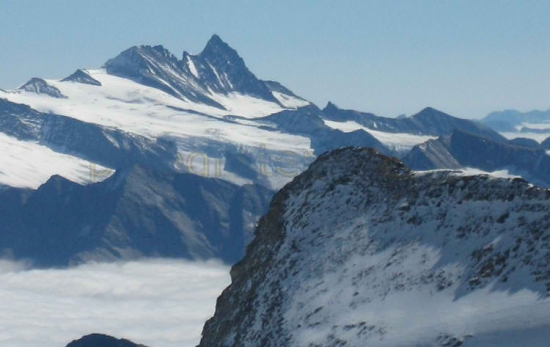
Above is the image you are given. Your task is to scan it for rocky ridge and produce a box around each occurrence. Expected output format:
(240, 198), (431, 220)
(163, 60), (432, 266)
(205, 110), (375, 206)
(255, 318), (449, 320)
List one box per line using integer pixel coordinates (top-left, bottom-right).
(199, 147), (550, 347)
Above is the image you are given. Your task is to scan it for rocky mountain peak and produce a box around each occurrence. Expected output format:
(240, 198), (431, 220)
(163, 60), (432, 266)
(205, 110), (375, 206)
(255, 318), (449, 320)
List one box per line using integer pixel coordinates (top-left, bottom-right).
(199, 147), (550, 347)
(411, 106), (453, 121)
(104, 44), (179, 78)
(194, 34), (278, 102)
(19, 77), (66, 98)
(200, 34), (234, 57)
(323, 101), (340, 113)
(61, 69), (102, 86)
(103, 35), (280, 106)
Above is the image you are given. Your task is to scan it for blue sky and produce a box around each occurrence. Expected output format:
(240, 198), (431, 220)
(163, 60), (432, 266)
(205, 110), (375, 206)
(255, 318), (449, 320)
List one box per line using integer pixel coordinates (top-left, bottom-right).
(1, 0), (549, 119)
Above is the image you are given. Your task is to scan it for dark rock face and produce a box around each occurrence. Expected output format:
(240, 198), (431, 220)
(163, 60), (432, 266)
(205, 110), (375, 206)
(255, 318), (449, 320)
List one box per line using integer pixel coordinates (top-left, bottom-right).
(402, 135), (462, 170)
(509, 137), (540, 148)
(65, 334), (148, 347)
(188, 34), (278, 102)
(199, 148), (550, 347)
(19, 77), (66, 98)
(541, 137), (550, 149)
(0, 98), (44, 140)
(0, 164), (272, 267)
(61, 69), (102, 86)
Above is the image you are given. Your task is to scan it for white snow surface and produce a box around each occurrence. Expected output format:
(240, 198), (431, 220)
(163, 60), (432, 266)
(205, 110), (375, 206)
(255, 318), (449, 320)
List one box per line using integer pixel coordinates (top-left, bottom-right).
(0, 70), (310, 151)
(415, 167), (522, 180)
(0, 70), (314, 189)
(186, 56), (199, 78)
(323, 119), (436, 151)
(0, 132), (113, 189)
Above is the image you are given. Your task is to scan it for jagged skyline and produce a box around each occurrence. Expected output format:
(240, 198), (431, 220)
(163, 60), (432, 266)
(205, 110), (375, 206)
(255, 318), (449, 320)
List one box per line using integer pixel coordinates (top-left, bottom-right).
(1, 1), (550, 119)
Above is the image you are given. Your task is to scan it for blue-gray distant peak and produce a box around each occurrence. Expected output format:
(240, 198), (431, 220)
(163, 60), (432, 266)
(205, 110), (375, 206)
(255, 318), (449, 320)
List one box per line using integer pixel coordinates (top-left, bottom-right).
(481, 109), (550, 133)
(323, 101), (339, 113)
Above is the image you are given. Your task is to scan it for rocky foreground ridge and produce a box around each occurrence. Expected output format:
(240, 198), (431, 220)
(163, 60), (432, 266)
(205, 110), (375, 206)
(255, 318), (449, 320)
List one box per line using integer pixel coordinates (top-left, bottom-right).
(199, 147), (550, 347)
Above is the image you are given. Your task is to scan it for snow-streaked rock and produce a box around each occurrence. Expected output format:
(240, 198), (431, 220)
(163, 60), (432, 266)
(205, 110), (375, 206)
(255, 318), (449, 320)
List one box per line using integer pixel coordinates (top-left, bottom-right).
(199, 147), (550, 347)
(61, 69), (102, 86)
(18, 77), (66, 98)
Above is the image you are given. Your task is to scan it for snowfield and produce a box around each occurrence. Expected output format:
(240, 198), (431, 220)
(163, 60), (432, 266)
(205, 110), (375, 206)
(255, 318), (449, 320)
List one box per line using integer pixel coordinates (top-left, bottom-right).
(0, 132), (112, 189)
(323, 119), (436, 151)
(0, 71), (311, 152)
(0, 69), (315, 190)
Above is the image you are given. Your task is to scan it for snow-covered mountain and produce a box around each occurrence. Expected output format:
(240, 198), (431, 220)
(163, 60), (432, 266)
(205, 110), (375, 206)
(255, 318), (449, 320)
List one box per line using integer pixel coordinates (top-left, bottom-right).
(0, 35), (317, 191)
(0, 34), (546, 266)
(0, 164), (272, 267)
(0, 35), (504, 191)
(199, 147), (550, 347)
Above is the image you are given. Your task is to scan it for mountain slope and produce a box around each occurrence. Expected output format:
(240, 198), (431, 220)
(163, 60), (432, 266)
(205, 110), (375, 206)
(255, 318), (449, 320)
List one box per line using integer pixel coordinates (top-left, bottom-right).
(0, 36), (406, 267)
(260, 105), (390, 155)
(0, 98), (176, 180)
(199, 147), (550, 347)
(2, 35), (550, 270)
(0, 164), (272, 267)
(0, 35), (317, 190)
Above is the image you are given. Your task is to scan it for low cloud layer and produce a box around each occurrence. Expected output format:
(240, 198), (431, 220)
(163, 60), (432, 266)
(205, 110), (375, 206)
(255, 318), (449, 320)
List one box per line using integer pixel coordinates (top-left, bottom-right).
(0, 259), (230, 347)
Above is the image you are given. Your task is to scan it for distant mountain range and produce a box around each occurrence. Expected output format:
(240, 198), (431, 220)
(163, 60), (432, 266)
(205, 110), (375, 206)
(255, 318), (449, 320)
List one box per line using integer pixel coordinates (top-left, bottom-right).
(403, 130), (550, 187)
(1, 34), (549, 266)
(481, 109), (550, 134)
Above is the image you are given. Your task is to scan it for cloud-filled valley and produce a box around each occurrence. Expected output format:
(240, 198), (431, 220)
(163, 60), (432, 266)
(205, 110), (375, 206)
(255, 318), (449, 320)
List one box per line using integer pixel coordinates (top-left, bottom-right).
(0, 259), (230, 347)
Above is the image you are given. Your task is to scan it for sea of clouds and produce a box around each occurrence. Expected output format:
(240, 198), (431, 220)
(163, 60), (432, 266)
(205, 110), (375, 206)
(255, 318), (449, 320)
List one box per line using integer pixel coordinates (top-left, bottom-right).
(0, 259), (230, 347)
